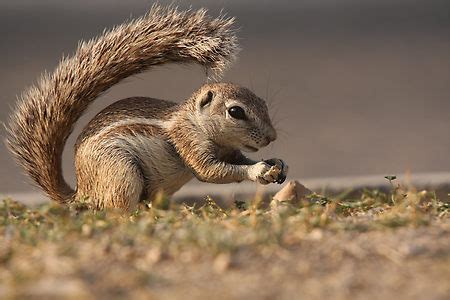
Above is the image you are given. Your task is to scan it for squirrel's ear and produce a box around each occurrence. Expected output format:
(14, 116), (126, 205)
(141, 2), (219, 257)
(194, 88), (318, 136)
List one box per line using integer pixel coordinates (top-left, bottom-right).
(199, 91), (214, 109)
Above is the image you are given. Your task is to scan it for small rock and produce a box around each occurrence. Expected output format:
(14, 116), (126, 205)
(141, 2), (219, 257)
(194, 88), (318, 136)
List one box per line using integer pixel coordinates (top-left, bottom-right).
(146, 247), (162, 265)
(272, 180), (313, 206)
(307, 229), (324, 241)
(213, 253), (232, 273)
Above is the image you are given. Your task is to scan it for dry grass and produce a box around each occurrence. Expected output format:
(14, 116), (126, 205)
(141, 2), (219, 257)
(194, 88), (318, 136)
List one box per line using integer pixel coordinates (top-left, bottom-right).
(0, 183), (449, 299)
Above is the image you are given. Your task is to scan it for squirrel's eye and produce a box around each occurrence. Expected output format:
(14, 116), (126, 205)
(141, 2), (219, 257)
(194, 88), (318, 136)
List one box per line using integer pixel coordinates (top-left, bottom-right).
(228, 106), (247, 120)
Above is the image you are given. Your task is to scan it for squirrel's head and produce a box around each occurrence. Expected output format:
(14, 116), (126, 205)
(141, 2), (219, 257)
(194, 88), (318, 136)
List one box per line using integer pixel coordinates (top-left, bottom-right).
(189, 83), (277, 152)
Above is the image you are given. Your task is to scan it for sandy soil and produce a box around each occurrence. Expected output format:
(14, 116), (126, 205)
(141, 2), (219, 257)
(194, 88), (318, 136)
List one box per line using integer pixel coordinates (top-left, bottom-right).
(1, 188), (449, 299)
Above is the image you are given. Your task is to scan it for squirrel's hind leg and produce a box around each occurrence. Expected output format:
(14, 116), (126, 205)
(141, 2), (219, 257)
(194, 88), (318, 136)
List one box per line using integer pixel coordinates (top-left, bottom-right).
(75, 142), (145, 211)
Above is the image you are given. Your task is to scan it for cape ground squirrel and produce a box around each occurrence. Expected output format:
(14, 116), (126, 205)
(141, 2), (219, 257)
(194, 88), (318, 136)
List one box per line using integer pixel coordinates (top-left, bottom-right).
(7, 5), (288, 210)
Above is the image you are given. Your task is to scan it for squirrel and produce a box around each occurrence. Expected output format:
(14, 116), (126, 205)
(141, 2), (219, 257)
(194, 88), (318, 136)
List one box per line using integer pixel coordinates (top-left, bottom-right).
(6, 5), (288, 210)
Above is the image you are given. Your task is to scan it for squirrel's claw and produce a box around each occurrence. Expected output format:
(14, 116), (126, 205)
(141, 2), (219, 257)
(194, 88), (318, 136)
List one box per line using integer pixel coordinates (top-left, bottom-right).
(264, 158), (288, 184)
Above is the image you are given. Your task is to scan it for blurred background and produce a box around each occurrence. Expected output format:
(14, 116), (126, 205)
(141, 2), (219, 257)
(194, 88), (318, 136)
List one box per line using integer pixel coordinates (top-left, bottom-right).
(1, 0), (449, 194)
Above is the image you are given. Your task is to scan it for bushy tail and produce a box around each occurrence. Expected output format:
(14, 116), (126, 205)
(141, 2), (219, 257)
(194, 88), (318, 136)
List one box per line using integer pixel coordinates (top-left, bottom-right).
(6, 5), (238, 203)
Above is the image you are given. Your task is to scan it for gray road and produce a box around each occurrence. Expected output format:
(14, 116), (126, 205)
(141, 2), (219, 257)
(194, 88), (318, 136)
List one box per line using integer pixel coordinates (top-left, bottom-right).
(1, 0), (449, 193)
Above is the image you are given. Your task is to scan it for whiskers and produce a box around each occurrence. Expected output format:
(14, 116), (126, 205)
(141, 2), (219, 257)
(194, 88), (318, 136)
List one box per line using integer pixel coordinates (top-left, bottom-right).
(245, 72), (292, 144)
(274, 126), (289, 141)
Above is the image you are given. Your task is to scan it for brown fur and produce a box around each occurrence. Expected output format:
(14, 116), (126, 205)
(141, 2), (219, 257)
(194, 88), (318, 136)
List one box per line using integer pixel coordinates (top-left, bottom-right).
(6, 5), (237, 205)
(7, 5), (287, 210)
(75, 97), (176, 147)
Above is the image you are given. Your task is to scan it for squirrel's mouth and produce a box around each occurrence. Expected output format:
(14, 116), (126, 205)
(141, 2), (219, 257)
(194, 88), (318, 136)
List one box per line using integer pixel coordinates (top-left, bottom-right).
(243, 145), (259, 152)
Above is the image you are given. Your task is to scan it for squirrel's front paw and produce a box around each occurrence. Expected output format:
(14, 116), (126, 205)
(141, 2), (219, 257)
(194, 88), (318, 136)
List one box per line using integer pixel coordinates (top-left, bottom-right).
(248, 160), (288, 185)
(263, 158), (289, 184)
(248, 161), (272, 185)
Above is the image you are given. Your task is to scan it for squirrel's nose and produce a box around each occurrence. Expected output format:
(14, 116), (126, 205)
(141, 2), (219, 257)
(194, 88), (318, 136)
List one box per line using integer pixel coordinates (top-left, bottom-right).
(267, 127), (277, 143)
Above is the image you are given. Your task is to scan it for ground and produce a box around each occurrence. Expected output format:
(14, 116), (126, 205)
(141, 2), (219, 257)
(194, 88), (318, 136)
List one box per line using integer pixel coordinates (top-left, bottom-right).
(0, 183), (449, 299)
